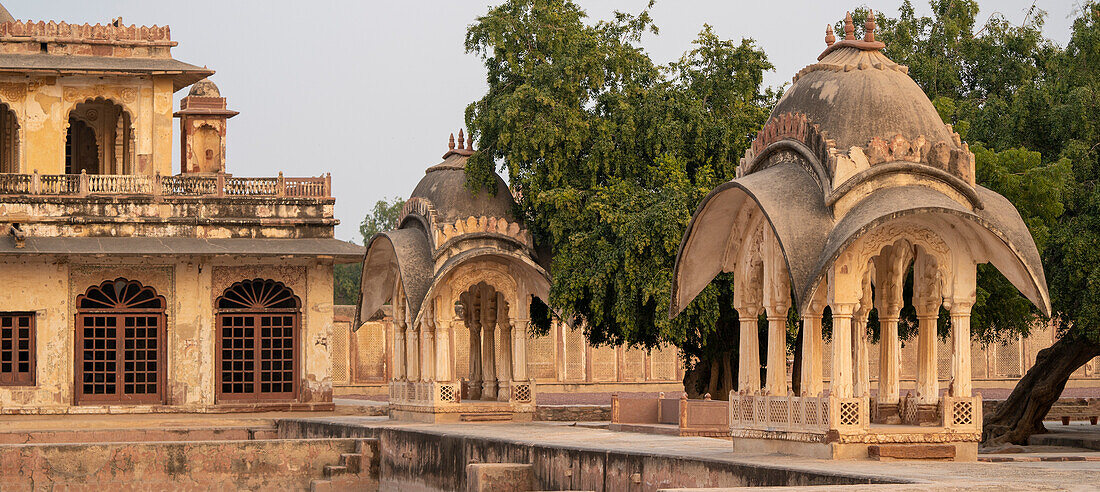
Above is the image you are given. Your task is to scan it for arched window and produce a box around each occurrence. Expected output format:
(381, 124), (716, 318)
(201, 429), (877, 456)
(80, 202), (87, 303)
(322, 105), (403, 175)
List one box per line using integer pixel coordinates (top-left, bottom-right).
(75, 278), (166, 404)
(0, 103), (19, 173)
(216, 279), (301, 401)
(65, 98), (134, 174)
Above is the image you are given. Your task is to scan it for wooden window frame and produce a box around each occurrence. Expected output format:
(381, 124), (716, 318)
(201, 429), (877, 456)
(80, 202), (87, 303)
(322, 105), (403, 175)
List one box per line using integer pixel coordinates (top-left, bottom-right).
(0, 312), (35, 386)
(215, 279), (302, 403)
(74, 279), (167, 405)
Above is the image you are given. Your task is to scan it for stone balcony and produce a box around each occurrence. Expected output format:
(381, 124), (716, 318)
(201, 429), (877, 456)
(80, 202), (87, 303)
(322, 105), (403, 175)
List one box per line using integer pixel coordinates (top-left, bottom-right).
(0, 171), (337, 239)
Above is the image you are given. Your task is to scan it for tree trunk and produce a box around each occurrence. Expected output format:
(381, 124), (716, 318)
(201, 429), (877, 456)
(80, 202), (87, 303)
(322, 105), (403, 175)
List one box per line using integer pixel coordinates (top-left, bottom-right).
(720, 352), (734, 399)
(707, 358), (720, 396)
(683, 359), (706, 399)
(982, 335), (1100, 446)
(683, 350), (738, 400)
(791, 323), (803, 396)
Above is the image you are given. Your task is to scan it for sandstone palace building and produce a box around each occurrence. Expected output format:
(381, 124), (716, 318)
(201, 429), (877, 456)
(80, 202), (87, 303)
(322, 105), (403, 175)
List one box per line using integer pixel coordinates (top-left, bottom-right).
(0, 5), (361, 413)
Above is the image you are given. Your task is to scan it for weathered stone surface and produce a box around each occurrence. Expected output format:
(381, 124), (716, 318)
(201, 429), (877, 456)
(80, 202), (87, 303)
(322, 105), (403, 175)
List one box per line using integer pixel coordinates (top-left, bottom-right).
(466, 463), (536, 492)
(535, 405), (610, 422)
(0, 438), (378, 490)
(868, 444), (956, 460)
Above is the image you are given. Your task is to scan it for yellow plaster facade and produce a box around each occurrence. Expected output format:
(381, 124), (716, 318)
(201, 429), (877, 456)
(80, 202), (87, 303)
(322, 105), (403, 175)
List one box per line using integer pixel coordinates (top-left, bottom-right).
(0, 10), (362, 414)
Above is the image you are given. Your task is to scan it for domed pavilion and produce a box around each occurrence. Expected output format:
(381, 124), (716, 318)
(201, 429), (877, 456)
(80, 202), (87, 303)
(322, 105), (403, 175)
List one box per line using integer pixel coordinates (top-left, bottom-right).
(670, 12), (1049, 460)
(358, 132), (549, 422)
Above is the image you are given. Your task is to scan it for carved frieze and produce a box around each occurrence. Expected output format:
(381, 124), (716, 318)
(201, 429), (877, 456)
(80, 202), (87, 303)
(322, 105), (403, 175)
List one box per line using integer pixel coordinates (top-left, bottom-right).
(434, 215), (532, 249)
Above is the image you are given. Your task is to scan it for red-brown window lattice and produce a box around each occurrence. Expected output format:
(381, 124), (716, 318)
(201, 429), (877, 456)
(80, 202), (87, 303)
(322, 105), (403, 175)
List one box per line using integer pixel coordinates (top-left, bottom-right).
(216, 279), (300, 401)
(75, 278), (166, 404)
(0, 313), (34, 385)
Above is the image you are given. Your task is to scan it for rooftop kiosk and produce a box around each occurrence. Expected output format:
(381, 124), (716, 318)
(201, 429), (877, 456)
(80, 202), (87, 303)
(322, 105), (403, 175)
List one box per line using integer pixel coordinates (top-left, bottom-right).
(669, 12), (1051, 460)
(358, 133), (547, 422)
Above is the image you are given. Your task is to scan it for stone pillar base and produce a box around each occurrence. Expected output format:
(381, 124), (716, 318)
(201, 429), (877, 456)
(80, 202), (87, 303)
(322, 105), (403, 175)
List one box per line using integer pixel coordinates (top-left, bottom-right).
(917, 403), (941, 426)
(497, 380), (510, 401)
(482, 381), (497, 401)
(875, 402), (901, 424)
(467, 380), (482, 401)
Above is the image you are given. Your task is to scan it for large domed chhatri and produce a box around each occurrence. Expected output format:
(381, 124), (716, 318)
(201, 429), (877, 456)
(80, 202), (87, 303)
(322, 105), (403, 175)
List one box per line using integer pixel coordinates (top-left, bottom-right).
(669, 11), (1049, 460)
(358, 130), (549, 422)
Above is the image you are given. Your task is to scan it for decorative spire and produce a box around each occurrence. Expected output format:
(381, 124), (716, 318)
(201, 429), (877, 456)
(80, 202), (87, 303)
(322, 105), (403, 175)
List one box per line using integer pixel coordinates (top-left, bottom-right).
(458, 129), (465, 149)
(825, 24), (835, 47)
(448, 133), (456, 150)
(466, 132), (473, 150)
(864, 9), (876, 42)
(844, 12), (855, 40)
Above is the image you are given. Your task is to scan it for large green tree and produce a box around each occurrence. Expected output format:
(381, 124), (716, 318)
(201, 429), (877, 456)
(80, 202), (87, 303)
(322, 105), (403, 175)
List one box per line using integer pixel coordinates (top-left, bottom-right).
(333, 197), (406, 305)
(464, 0), (777, 397)
(872, 1), (1099, 445)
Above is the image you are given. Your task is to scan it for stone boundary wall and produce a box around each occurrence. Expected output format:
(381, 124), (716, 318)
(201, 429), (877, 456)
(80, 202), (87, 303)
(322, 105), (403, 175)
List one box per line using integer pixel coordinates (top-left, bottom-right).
(277, 419), (901, 491)
(0, 438), (365, 490)
(535, 404), (611, 422)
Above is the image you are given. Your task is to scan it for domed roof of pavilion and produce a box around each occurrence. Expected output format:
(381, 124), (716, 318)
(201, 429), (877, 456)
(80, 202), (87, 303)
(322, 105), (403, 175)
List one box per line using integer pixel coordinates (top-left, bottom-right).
(357, 131), (546, 329)
(772, 37), (954, 153)
(670, 11), (1050, 318)
(188, 78), (221, 97)
(409, 131), (515, 224)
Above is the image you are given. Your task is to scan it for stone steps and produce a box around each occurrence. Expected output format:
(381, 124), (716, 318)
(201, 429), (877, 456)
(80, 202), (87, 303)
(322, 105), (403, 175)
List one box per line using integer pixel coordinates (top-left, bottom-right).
(868, 444), (956, 460)
(310, 438), (379, 491)
(461, 412), (514, 422)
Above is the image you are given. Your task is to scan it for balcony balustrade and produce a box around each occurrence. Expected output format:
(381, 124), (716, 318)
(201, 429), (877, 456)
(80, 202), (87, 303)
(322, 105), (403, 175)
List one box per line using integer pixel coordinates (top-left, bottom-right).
(0, 170), (331, 199)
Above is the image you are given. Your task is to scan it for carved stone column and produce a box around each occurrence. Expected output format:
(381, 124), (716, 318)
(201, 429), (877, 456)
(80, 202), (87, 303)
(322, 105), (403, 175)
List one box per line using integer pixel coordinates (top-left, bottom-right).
(949, 262), (977, 398)
(467, 309), (483, 401)
(405, 323), (419, 383)
(393, 317), (407, 381)
(765, 311), (788, 395)
(435, 319), (452, 382)
(913, 252), (941, 424)
(762, 233), (791, 396)
(851, 270), (873, 398)
(873, 243), (911, 423)
(421, 320), (435, 381)
(800, 285), (827, 396)
(737, 305), (761, 393)
(481, 291), (498, 400)
(829, 302), (856, 398)
(511, 318), (529, 381)
(497, 316), (513, 401)
(949, 301), (973, 397)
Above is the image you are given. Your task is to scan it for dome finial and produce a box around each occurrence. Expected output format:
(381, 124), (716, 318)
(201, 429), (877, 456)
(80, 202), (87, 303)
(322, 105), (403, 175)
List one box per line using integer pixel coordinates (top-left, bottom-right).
(825, 24), (835, 47)
(448, 133), (455, 150)
(864, 9), (876, 42)
(844, 12), (855, 41)
(458, 129), (465, 150)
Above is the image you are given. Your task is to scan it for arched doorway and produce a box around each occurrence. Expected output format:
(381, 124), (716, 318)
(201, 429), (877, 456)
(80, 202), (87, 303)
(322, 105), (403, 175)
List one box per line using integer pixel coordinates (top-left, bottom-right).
(65, 98), (134, 175)
(216, 279), (301, 401)
(0, 102), (19, 173)
(75, 278), (166, 404)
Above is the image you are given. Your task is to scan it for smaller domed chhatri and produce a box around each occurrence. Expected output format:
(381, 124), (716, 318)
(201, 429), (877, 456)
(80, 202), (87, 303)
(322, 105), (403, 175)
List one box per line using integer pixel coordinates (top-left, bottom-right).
(670, 11), (1049, 461)
(358, 131), (548, 422)
(187, 77), (221, 98)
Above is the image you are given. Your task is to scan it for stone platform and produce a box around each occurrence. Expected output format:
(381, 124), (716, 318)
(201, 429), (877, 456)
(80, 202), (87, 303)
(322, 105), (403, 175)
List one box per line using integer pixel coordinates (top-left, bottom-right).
(277, 416), (1100, 491)
(390, 399), (535, 423)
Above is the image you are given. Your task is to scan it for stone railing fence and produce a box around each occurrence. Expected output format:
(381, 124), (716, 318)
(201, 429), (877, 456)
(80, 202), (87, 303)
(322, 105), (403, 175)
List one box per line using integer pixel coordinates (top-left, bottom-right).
(729, 393), (870, 434)
(0, 171), (332, 198)
(942, 394), (982, 432)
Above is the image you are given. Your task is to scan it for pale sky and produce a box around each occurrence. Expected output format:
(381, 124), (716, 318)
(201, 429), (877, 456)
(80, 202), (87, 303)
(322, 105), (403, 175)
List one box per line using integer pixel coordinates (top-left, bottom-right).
(9, 1), (1080, 243)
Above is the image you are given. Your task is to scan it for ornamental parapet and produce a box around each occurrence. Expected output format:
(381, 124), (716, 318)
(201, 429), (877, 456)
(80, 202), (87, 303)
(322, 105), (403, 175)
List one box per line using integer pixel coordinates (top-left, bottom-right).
(0, 172), (336, 239)
(0, 20), (177, 57)
(0, 171), (331, 199)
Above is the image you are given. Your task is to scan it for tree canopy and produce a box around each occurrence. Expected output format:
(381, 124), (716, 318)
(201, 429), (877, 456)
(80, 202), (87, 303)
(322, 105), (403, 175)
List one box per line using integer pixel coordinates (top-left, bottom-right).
(464, 0), (777, 389)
